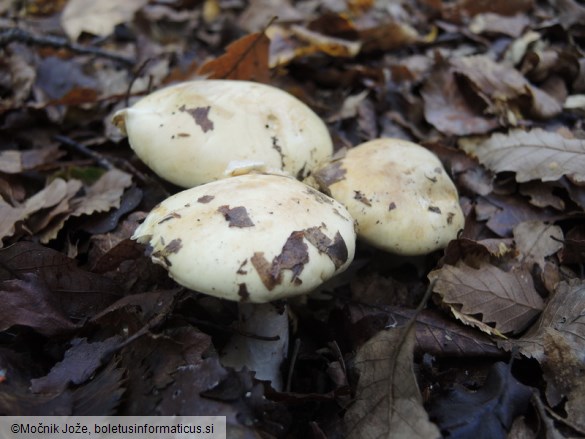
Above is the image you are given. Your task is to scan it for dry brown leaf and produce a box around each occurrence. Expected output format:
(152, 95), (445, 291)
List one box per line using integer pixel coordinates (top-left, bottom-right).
(421, 63), (499, 136)
(429, 261), (544, 334)
(519, 181), (565, 210)
(344, 327), (441, 439)
(0, 146), (63, 174)
(358, 21), (419, 53)
(198, 32), (271, 83)
(499, 279), (585, 362)
(0, 179), (82, 246)
(238, 0), (303, 33)
(460, 129), (585, 183)
(268, 24), (361, 67)
(39, 170), (132, 243)
(451, 55), (561, 123)
(469, 13), (531, 38)
(443, 0), (533, 21)
(513, 221), (563, 269)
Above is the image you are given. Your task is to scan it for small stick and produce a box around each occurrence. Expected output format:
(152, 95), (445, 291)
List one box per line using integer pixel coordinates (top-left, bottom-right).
(0, 27), (135, 66)
(54, 135), (115, 170)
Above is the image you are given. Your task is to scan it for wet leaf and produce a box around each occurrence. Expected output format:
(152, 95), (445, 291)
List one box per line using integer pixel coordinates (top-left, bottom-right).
(344, 326), (441, 439)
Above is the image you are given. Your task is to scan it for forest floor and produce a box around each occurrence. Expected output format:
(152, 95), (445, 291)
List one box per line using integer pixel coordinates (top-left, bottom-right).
(1, 0), (585, 438)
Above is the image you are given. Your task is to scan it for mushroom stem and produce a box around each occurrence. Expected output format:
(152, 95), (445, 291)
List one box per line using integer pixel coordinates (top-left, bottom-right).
(220, 302), (289, 391)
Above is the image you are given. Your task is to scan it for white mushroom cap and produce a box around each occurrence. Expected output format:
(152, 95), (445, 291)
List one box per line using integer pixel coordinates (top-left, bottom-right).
(112, 80), (333, 188)
(312, 138), (464, 256)
(132, 173), (356, 303)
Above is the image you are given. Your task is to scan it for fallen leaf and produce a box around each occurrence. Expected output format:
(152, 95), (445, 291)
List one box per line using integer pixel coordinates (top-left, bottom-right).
(30, 336), (122, 394)
(358, 21), (420, 53)
(39, 169), (132, 243)
(469, 13), (531, 38)
(421, 63), (499, 136)
(428, 362), (533, 439)
(0, 273), (78, 336)
(198, 32), (271, 83)
(0, 357), (125, 415)
(476, 193), (562, 237)
(559, 226), (585, 264)
(0, 242), (121, 318)
(513, 221), (563, 269)
(344, 326), (441, 439)
(499, 279), (585, 362)
(60, 0), (149, 40)
(429, 260), (544, 334)
(518, 181), (565, 210)
(451, 55), (561, 122)
(442, 0), (534, 22)
(0, 146), (63, 174)
(460, 129), (585, 183)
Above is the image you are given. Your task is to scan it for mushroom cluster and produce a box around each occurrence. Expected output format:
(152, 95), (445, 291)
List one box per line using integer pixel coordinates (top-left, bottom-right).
(113, 80), (464, 390)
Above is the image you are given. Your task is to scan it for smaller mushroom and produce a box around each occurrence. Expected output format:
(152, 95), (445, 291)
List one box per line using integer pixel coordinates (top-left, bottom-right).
(311, 138), (464, 256)
(112, 80), (333, 187)
(132, 173), (356, 389)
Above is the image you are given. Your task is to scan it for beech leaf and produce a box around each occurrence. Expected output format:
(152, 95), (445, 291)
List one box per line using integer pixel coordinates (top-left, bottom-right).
(429, 261), (544, 334)
(460, 129), (585, 183)
(513, 220), (563, 269)
(344, 326), (441, 439)
(499, 279), (585, 362)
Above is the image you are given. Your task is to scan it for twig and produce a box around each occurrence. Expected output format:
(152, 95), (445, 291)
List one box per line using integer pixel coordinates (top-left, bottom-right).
(53, 135), (115, 170)
(0, 27), (135, 66)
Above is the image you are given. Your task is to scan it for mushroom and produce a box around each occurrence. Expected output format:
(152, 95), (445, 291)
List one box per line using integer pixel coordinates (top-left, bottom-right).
(112, 80), (333, 188)
(132, 173), (356, 389)
(311, 138), (464, 256)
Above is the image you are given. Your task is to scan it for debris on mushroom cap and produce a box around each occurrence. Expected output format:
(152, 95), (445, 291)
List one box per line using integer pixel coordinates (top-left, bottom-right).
(132, 173), (356, 303)
(312, 138), (465, 256)
(112, 80), (333, 188)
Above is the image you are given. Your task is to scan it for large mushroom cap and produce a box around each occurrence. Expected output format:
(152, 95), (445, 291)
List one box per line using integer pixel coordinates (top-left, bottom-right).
(133, 173), (356, 303)
(112, 80), (333, 187)
(312, 138), (464, 256)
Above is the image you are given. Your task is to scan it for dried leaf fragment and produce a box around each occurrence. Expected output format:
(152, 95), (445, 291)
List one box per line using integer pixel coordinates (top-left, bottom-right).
(217, 205), (255, 228)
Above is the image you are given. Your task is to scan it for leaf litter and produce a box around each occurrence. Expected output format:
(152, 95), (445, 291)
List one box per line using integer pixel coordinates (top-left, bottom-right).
(1, 0), (585, 437)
